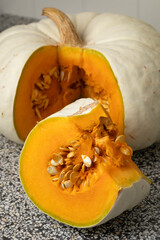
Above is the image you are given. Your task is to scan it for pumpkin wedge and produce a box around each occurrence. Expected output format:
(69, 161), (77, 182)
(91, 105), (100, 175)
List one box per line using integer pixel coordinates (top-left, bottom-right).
(0, 8), (160, 150)
(19, 99), (150, 228)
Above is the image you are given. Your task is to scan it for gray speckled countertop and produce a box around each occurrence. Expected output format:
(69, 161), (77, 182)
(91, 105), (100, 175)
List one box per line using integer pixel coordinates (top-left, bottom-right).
(0, 14), (160, 240)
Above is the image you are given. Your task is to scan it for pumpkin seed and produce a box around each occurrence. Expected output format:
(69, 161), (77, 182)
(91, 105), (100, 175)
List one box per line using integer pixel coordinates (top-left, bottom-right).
(101, 100), (109, 106)
(81, 155), (92, 167)
(115, 135), (126, 142)
(86, 178), (90, 187)
(101, 96), (109, 104)
(120, 146), (131, 156)
(31, 89), (39, 100)
(39, 94), (47, 100)
(83, 180), (87, 188)
(94, 147), (100, 155)
(67, 71), (71, 82)
(73, 143), (80, 148)
(65, 158), (72, 165)
(32, 83), (50, 116)
(81, 164), (86, 173)
(52, 177), (59, 182)
(44, 74), (52, 85)
(35, 107), (42, 119)
(73, 163), (82, 172)
(43, 98), (49, 109)
(43, 83), (50, 89)
(40, 80), (49, 88)
(76, 178), (83, 187)
(68, 146), (75, 151)
(37, 100), (46, 109)
(49, 66), (57, 76)
(61, 181), (65, 189)
(70, 140), (77, 145)
(47, 166), (58, 175)
(67, 151), (75, 158)
(102, 104), (109, 111)
(36, 81), (44, 90)
(59, 151), (68, 156)
(63, 180), (73, 188)
(54, 71), (59, 79)
(66, 165), (73, 171)
(59, 170), (66, 182)
(59, 147), (69, 152)
(64, 170), (72, 181)
(93, 156), (98, 162)
(51, 153), (63, 166)
(70, 171), (79, 183)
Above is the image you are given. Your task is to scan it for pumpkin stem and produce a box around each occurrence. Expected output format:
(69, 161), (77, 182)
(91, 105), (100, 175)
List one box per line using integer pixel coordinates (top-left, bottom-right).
(42, 8), (83, 47)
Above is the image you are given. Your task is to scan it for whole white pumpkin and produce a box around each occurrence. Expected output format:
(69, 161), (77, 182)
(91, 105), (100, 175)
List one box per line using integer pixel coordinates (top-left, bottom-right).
(0, 8), (160, 150)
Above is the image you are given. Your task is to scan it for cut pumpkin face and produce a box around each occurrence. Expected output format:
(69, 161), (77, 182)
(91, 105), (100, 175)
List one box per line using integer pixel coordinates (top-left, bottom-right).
(19, 100), (150, 227)
(14, 45), (124, 141)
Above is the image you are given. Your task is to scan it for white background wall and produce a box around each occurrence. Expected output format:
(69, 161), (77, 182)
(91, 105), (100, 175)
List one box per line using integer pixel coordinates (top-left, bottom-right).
(0, 0), (160, 32)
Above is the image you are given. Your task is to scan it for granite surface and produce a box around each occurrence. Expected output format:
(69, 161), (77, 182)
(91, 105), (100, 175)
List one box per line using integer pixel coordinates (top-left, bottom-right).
(0, 14), (160, 240)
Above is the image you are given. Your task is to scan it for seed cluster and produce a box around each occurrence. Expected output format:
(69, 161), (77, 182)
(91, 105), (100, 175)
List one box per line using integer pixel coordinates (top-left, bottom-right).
(31, 64), (111, 120)
(47, 116), (132, 192)
(31, 66), (72, 119)
(31, 63), (112, 127)
(47, 137), (96, 191)
(99, 95), (110, 112)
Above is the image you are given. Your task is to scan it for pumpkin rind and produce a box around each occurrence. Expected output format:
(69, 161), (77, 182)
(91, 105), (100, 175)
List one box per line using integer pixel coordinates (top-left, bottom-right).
(0, 11), (160, 149)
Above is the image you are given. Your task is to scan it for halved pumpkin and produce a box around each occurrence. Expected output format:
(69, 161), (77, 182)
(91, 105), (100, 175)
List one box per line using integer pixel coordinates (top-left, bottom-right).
(19, 99), (150, 227)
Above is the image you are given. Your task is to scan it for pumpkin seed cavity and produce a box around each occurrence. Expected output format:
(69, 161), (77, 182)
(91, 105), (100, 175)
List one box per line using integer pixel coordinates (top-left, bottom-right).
(31, 65), (110, 119)
(47, 116), (132, 192)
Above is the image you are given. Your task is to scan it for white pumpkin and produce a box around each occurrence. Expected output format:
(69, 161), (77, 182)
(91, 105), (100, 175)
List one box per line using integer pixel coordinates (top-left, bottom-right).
(0, 8), (160, 150)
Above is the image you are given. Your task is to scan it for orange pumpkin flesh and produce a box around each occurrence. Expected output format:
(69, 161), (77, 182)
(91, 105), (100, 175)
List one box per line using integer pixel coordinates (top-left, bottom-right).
(14, 45), (124, 141)
(19, 103), (146, 227)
